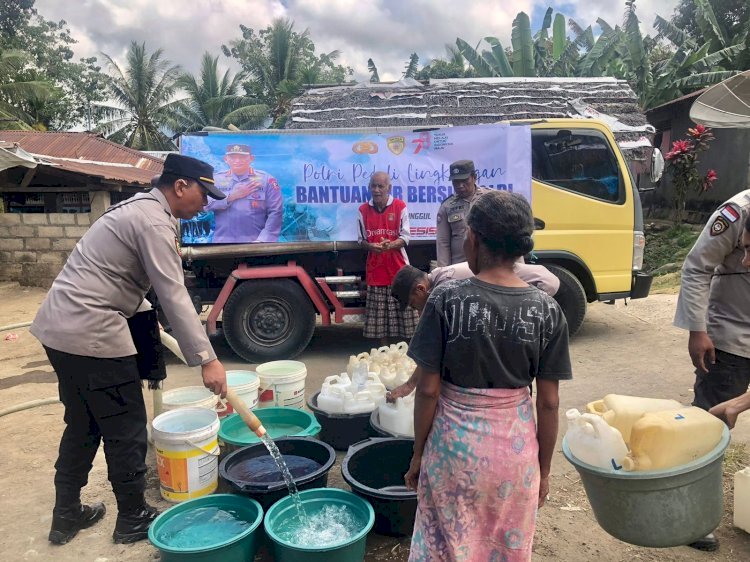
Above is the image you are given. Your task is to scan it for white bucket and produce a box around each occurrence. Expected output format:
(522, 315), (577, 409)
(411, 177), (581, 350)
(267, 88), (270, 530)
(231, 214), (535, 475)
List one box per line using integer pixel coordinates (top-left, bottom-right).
(151, 408), (220, 502)
(161, 386), (220, 412)
(224, 370), (260, 414)
(255, 360), (307, 409)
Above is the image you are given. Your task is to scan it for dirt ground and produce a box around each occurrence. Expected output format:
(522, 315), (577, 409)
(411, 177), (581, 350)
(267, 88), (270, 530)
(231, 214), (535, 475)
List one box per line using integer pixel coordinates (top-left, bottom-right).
(1, 281), (749, 561)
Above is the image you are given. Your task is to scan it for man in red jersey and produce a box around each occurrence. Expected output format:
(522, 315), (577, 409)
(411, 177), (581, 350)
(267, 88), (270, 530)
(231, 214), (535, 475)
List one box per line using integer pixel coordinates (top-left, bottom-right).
(358, 171), (419, 346)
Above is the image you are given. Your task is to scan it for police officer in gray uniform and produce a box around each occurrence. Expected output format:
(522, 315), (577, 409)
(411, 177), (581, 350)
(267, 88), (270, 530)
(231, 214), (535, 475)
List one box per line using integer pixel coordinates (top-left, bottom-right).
(436, 159), (491, 266)
(31, 154), (229, 546)
(673, 188), (750, 551)
(206, 144), (283, 243)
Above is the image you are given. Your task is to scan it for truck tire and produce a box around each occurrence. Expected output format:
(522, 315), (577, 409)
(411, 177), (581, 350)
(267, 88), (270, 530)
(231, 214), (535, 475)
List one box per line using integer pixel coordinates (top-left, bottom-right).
(545, 264), (587, 337)
(222, 279), (316, 362)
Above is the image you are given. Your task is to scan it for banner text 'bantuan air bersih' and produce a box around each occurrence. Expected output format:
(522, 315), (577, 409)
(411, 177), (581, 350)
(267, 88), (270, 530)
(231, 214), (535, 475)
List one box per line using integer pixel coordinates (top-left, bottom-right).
(179, 124), (531, 244)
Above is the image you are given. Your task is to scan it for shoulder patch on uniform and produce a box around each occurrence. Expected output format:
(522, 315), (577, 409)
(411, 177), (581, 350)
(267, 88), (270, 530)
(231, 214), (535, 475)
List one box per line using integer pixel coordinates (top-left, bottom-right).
(448, 213), (463, 223)
(719, 205), (740, 223)
(268, 178), (280, 191)
(710, 216), (729, 237)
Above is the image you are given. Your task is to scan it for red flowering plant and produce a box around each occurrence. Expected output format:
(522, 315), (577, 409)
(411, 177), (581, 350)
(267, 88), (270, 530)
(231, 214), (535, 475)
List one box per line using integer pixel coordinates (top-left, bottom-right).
(665, 124), (716, 222)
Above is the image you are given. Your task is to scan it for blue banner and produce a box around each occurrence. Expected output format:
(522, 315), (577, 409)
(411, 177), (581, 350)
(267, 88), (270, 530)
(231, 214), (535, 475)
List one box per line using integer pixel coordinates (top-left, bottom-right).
(179, 124), (531, 244)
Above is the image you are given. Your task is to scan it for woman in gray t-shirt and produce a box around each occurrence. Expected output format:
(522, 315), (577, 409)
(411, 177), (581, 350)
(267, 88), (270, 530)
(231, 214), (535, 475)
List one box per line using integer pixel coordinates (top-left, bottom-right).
(404, 191), (572, 562)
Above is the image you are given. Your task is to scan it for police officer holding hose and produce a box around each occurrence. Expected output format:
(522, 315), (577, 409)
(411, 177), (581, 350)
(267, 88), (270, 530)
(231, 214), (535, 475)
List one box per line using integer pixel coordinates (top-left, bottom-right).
(31, 154), (229, 546)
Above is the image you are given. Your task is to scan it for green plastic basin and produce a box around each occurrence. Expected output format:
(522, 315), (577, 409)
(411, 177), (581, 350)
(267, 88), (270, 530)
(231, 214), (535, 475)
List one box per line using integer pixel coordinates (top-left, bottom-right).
(264, 488), (375, 562)
(219, 407), (321, 453)
(148, 494), (263, 562)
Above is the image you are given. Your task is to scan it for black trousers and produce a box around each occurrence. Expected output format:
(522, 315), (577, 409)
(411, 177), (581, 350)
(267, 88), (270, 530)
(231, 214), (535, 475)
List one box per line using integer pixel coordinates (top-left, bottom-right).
(45, 346), (148, 516)
(692, 348), (750, 411)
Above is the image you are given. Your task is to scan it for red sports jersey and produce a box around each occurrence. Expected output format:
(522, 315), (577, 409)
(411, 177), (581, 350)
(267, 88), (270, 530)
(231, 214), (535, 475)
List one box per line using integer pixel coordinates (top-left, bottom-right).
(358, 197), (410, 286)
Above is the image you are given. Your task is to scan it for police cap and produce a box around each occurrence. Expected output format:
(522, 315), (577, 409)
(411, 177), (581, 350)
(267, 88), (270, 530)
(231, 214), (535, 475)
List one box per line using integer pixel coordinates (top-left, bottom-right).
(161, 153), (225, 200)
(225, 144), (252, 155)
(449, 159), (476, 180)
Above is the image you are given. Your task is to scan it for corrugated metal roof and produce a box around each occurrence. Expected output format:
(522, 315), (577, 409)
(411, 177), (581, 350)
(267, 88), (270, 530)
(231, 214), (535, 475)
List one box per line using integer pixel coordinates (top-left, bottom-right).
(0, 131), (164, 172)
(39, 157), (157, 184)
(0, 131), (163, 186)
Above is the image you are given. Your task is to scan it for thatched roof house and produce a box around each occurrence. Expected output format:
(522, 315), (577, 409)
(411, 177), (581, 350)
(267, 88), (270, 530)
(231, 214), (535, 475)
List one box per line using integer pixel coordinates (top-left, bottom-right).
(286, 77), (654, 163)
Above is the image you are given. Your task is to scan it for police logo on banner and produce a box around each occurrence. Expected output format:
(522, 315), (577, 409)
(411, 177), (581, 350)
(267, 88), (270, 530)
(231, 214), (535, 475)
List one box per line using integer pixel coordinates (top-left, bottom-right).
(387, 136), (405, 155)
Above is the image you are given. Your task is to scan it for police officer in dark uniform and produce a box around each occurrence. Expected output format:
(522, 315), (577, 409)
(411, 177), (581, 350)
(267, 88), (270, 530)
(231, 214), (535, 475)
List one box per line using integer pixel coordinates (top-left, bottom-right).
(436, 159), (491, 266)
(31, 154), (229, 545)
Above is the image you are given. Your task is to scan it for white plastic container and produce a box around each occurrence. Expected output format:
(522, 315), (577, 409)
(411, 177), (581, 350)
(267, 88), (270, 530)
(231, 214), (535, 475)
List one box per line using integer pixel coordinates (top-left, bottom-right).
(317, 374), (353, 414)
(735, 467), (750, 533)
(317, 372), (386, 414)
(224, 370), (260, 414)
(586, 394), (683, 444)
(565, 408), (629, 471)
(379, 393), (415, 437)
(151, 407), (220, 502)
(161, 386), (220, 412)
(256, 360), (307, 409)
(622, 407), (725, 471)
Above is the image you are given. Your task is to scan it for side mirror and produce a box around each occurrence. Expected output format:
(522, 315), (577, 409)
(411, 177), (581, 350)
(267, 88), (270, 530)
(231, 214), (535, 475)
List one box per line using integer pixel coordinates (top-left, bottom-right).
(651, 148), (665, 184)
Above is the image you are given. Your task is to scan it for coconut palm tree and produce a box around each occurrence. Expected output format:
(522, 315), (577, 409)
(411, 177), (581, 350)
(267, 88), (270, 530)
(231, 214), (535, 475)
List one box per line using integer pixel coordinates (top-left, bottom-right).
(0, 49), (57, 130)
(97, 42), (184, 150)
(176, 52), (268, 132)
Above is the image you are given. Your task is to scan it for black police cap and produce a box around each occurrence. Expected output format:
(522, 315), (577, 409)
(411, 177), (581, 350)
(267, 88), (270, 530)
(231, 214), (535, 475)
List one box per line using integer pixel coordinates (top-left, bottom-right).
(160, 154), (225, 200)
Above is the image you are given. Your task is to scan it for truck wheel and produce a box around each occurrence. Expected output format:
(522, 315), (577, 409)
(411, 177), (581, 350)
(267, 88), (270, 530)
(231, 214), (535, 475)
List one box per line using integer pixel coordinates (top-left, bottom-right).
(545, 264), (587, 337)
(222, 279), (316, 362)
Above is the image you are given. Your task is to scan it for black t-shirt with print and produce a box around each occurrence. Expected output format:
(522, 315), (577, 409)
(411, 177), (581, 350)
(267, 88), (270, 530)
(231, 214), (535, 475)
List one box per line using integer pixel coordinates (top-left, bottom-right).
(407, 278), (573, 389)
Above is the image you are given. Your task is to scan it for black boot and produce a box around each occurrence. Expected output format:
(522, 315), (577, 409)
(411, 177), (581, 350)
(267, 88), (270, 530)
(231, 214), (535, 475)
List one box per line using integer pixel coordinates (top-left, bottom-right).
(49, 503), (106, 545)
(112, 503), (159, 544)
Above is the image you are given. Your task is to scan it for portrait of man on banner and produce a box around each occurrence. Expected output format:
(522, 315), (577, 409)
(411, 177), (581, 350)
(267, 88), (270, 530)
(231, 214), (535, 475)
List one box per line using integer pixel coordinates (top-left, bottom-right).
(204, 144), (284, 243)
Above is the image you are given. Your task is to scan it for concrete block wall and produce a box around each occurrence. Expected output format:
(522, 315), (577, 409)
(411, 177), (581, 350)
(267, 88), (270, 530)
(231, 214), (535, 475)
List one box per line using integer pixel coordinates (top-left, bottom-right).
(0, 212), (91, 288)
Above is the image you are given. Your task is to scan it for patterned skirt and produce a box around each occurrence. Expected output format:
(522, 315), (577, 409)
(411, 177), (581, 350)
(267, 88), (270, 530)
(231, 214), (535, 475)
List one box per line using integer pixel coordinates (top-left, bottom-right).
(409, 383), (540, 562)
(363, 285), (419, 339)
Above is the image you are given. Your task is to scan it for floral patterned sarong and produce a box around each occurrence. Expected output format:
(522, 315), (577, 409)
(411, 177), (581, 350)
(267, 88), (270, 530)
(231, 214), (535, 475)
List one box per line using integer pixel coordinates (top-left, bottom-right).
(409, 383), (540, 562)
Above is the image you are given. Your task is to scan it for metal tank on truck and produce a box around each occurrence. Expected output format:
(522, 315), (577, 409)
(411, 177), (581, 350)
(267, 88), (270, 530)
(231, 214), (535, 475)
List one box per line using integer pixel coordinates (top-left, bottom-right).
(171, 78), (662, 363)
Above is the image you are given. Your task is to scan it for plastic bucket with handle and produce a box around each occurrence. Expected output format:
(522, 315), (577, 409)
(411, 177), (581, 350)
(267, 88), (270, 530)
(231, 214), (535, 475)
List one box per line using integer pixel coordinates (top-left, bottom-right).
(223, 371), (261, 415)
(255, 361), (307, 409)
(152, 408), (221, 503)
(162, 386), (226, 417)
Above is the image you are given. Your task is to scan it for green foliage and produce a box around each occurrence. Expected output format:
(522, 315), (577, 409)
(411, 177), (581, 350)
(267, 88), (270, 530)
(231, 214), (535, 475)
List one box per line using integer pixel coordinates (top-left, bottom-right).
(96, 42), (183, 150)
(367, 58), (380, 82)
(664, 125), (717, 222)
(0, 48), (56, 129)
(223, 18), (352, 124)
(511, 12), (535, 77)
(403, 53), (419, 79)
(0, 0), (107, 129)
(176, 52), (267, 132)
(643, 224), (701, 273)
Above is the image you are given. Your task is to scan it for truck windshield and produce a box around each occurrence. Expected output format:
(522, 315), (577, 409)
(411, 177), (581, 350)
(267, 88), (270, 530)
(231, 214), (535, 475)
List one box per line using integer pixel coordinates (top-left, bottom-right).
(531, 129), (623, 203)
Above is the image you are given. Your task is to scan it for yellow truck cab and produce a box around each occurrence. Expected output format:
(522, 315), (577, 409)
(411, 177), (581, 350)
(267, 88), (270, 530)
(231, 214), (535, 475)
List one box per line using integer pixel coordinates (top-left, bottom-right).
(528, 118), (653, 334)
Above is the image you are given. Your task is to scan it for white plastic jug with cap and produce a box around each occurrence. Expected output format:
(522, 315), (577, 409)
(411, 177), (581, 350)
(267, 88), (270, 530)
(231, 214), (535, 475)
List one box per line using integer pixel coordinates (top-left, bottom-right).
(318, 373), (352, 414)
(586, 394), (683, 444)
(379, 393), (415, 437)
(565, 408), (629, 470)
(622, 407), (725, 471)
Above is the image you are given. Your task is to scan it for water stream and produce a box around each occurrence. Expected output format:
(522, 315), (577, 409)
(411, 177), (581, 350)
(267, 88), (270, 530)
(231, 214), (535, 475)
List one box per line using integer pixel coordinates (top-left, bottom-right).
(260, 433), (308, 522)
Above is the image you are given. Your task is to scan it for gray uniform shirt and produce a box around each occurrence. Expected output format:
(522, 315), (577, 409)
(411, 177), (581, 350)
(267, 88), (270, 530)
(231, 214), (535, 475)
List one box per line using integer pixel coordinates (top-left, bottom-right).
(429, 260), (560, 297)
(674, 189), (750, 359)
(31, 189), (216, 367)
(435, 186), (491, 266)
